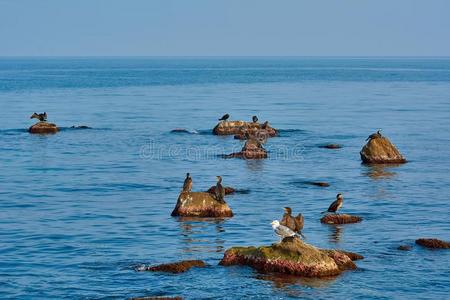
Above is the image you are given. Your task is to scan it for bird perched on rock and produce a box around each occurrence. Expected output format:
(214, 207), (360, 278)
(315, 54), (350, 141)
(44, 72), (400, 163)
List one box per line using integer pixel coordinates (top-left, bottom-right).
(322, 193), (344, 214)
(182, 173), (192, 192)
(281, 207), (305, 239)
(30, 112), (47, 122)
(218, 114), (229, 121)
(252, 115), (258, 123)
(215, 176), (226, 203)
(271, 220), (297, 243)
(366, 129), (382, 141)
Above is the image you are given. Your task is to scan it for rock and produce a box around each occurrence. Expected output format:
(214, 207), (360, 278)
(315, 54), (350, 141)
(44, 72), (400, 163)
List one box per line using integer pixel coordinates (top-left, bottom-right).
(397, 245), (412, 251)
(206, 186), (235, 195)
(28, 121), (58, 134)
(219, 237), (358, 277)
(320, 214), (362, 225)
(308, 181), (330, 187)
(415, 238), (450, 249)
(131, 296), (182, 300)
(325, 250), (364, 261)
(70, 125), (91, 129)
(320, 144), (342, 149)
(213, 120), (277, 137)
(223, 137), (268, 159)
(137, 260), (206, 274)
(171, 192), (233, 217)
(170, 128), (198, 134)
(360, 136), (406, 164)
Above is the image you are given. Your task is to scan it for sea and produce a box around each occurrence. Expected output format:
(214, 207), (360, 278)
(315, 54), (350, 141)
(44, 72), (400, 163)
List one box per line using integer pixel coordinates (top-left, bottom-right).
(0, 57), (449, 299)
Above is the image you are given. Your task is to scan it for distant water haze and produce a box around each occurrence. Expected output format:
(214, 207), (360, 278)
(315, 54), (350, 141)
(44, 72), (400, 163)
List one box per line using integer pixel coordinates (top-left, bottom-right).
(0, 58), (449, 299)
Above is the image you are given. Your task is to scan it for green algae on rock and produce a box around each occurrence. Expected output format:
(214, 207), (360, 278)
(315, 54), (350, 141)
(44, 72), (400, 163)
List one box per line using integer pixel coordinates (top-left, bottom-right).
(219, 237), (359, 277)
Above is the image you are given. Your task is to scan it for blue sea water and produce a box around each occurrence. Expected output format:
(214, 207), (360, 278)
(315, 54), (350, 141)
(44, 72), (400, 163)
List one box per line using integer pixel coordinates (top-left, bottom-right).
(0, 57), (449, 299)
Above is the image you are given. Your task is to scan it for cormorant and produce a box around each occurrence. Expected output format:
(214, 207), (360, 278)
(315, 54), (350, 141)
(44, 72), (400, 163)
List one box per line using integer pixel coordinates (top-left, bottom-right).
(261, 121), (269, 129)
(252, 115), (258, 123)
(215, 176), (226, 203)
(218, 114), (230, 121)
(281, 207), (305, 238)
(322, 193), (344, 214)
(30, 112), (47, 122)
(182, 173), (192, 192)
(366, 130), (382, 141)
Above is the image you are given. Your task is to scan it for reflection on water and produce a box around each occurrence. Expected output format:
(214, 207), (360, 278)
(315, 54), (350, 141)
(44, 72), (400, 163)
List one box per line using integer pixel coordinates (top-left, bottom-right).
(363, 164), (401, 179)
(328, 225), (343, 243)
(245, 159), (265, 172)
(256, 272), (337, 294)
(177, 217), (226, 253)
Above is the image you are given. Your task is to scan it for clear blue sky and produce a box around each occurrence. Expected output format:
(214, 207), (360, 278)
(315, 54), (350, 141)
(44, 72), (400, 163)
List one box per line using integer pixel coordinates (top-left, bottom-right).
(0, 0), (449, 56)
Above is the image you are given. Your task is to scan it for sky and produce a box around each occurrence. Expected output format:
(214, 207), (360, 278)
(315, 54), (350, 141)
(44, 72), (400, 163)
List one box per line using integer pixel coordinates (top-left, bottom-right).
(0, 0), (449, 56)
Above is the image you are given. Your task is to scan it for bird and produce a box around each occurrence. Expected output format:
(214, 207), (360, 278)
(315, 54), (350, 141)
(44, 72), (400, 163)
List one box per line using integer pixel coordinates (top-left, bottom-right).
(218, 114), (229, 121)
(182, 173), (192, 192)
(261, 121), (269, 129)
(252, 115), (258, 123)
(30, 112), (47, 122)
(271, 220), (297, 242)
(322, 193), (344, 214)
(366, 129), (382, 141)
(280, 207), (305, 239)
(215, 176), (226, 203)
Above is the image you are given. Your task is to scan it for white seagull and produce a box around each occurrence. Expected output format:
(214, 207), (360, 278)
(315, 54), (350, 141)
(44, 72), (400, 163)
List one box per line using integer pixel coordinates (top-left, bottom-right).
(271, 220), (298, 242)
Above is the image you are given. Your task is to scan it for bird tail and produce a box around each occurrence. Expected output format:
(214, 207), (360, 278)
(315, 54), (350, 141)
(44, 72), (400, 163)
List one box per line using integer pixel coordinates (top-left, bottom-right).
(297, 232), (306, 239)
(321, 210), (328, 214)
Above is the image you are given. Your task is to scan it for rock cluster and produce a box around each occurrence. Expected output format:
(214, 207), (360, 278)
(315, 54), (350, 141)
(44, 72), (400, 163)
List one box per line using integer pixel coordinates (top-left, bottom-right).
(415, 238), (450, 249)
(213, 120), (277, 137)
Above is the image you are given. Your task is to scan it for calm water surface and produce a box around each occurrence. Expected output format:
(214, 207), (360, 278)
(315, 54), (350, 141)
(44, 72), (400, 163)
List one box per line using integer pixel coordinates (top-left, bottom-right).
(0, 58), (449, 299)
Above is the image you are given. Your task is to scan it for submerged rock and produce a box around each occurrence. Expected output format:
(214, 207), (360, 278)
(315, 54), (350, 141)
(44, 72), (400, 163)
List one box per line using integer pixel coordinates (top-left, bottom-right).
(320, 214), (362, 225)
(213, 120), (277, 137)
(360, 136), (406, 164)
(131, 296), (182, 300)
(320, 144), (342, 149)
(308, 181), (330, 187)
(29, 121), (59, 134)
(397, 245), (412, 251)
(415, 238), (450, 249)
(170, 128), (198, 134)
(70, 125), (91, 129)
(136, 260), (206, 274)
(171, 192), (233, 217)
(206, 186), (235, 195)
(219, 237), (358, 277)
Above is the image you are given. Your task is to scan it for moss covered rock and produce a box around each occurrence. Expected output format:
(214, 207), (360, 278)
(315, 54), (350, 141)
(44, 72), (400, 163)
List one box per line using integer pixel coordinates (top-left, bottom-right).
(29, 121), (59, 134)
(360, 136), (406, 164)
(171, 192), (233, 217)
(219, 237), (359, 277)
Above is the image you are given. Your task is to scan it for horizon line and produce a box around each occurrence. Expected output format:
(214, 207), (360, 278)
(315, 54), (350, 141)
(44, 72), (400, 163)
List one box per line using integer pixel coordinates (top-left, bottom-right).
(1, 55), (450, 59)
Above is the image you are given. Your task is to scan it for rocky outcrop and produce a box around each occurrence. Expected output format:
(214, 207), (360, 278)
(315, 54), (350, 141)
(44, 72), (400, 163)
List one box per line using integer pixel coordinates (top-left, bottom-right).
(415, 238), (450, 249)
(320, 144), (342, 149)
(213, 120), (277, 137)
(171, 192), (233, 217)
(219, 237), (359, 277)
(223, 138), (268, 159)
(206, 186), (235, 195)
(28, 121), (58, 134)
(320, 214), (362, 224)
(136, 260), (206, 273)
(360, 136), (406, 164)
